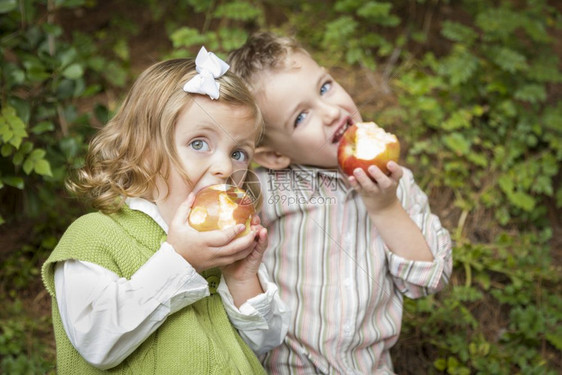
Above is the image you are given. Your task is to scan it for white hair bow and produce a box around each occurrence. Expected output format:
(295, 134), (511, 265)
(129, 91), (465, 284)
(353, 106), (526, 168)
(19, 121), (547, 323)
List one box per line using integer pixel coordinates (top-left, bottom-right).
(182, 46), (230, 100)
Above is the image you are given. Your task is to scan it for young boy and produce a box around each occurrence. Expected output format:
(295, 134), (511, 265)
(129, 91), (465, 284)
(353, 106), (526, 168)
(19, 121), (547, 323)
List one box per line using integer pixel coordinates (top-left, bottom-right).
(228, 32), (453, 374)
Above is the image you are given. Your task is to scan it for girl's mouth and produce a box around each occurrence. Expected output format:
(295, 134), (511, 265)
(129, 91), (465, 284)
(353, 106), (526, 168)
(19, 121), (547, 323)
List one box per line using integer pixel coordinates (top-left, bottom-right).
(332, 119), (353, 144)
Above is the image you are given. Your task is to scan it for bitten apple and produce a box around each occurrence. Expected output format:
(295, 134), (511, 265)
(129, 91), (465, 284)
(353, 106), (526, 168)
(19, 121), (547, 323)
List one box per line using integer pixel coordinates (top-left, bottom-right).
(337, 122), (400, 176)
(188, 184), (255, 237)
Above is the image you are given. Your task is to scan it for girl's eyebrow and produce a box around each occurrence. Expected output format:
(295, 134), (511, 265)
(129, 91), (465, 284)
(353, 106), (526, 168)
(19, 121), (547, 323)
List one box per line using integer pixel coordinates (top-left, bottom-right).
(235, 137), (255, 150)
(180, 123), (216, 136)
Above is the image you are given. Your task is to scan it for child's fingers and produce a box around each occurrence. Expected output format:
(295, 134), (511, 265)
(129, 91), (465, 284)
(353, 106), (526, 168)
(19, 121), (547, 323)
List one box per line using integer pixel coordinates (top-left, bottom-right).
(386, 161), (403, 181)
(213, 230), (259, 263)
(367, 165), (389, 183)
(347, 175), (358, 189)
(171, 193), (195, 227)
(199, 224), (246, 246)
(250, 214), (262, 226)
(255, 228), (268, 255)
(242, 228), (268, 266)
(352, 168), (379, 192)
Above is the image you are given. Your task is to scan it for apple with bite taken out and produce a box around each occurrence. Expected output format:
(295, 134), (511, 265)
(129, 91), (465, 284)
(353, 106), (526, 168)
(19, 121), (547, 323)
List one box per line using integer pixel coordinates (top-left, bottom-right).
(337, 122), (400, 176)
(188, 184), (255, 237)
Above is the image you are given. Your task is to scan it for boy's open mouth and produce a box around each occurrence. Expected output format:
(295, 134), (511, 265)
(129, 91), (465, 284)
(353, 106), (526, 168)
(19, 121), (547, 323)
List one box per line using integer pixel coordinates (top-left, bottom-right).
(331, 119), (353, 144)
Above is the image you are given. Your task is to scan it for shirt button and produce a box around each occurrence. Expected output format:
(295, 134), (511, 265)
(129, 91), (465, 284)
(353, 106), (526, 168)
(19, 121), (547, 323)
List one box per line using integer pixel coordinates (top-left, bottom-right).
(206, 275), (220, 294)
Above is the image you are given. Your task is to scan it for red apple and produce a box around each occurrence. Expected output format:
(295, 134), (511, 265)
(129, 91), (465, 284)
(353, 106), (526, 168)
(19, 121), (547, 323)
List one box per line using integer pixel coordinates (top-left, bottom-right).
(337, 122), (400, 176)
(188, 184), (255, 237)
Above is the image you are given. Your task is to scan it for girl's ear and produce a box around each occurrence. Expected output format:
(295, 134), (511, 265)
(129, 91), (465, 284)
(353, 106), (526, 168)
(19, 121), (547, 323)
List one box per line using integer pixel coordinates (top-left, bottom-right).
(253, 146), (291, 170)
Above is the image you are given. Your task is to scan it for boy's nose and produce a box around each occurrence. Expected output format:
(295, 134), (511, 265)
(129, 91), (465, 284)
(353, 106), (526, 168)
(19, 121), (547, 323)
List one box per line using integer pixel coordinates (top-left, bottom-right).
(320, 101), (340, 126)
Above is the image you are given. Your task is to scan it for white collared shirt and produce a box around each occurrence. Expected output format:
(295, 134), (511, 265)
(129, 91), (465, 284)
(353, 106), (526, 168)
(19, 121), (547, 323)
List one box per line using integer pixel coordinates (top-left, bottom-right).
(54, 197), (289, 369)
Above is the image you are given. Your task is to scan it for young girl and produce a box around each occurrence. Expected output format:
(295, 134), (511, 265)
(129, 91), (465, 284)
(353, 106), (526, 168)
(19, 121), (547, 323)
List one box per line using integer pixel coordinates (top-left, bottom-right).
(228, 32), (452, 374)
(42, 47), (289, 374)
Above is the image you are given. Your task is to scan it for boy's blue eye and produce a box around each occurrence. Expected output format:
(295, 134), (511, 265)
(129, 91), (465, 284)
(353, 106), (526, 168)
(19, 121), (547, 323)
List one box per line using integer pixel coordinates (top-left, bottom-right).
(190, 139), (209, 151)
(232, 150), (248, 162)
(294, 112), (307, 128)
(320, 82), (331, 95)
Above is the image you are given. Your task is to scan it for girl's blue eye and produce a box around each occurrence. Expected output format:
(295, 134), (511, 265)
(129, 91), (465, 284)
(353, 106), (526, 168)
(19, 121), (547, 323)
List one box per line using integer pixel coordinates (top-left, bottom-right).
(320, 81), (331, 95)
(232, 150), (248, 162)
(190, 139), (209, 151)
(294, 112), (307, 128)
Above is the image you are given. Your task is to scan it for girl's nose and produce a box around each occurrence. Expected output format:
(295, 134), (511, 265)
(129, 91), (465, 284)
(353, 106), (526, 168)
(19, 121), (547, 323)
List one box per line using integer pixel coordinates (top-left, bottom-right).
(210, 153), (234, 179)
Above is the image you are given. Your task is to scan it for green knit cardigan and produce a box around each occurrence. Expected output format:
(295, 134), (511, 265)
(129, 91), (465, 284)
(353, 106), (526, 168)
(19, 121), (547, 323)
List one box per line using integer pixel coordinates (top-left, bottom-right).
(42, 206), (266, 375)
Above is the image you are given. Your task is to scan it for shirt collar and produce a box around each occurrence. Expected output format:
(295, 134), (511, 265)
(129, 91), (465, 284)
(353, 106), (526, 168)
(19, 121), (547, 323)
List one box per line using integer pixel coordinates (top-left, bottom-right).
(125, 197), (169, 233)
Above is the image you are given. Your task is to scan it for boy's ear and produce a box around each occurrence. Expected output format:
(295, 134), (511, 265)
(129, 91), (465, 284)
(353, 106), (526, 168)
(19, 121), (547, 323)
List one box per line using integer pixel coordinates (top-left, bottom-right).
(253, 146), (291, 170)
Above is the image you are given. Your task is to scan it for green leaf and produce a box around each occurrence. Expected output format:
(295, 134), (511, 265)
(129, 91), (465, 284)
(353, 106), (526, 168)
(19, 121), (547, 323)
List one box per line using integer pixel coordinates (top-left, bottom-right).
(113, 39), (129, 61)
(521, 17), (551, 43)
(346, 47), (364, 65)
(13, 148), (26, 165)
(0, 0), (17, 13)
(170, 27), (206, 49)
(102, 62), (128, 88)
(528, 54), (562, 83)
(217, 28), (248, 51)
(23, 148), (51, 176)
(58, 47), (78, 67)
(23, 59), (50, 82)
(62, 63), (84, 79)
(34, 159), (52, 176)
(514, 84), (546, 103)
(442, 109), (472, 131)
(498, 100), (517, 118)
(498, 174), (514, 194)
(42, 22), (63, 37)
(489, 46), (528, 73)
(56, 78), (76, 99)
(433, 358), (447, 371)
(31, 121), (55, 135)
(1, 143), (13, 156)
(509, 191), (536, 211)
(439, 46), (479, 85)
(467, 152), (488, 168)
(23, 157), (34, 174)
(546, 329), (562, 351)
(2, 176), (24, 189)
(441, 21), (477, 45)
(357, 2), (399, 26)
(185, 0), (213, 12)
(88, 56), (106, 72)
(443, 133), (471, 155)
(475, 8), (520, 40)
(83, 83), (102, 97)
(60, 137), (82, 158)
(323, 16), (358, 48)
(1, 106), (28, 149)
(214, 1), (262, 22)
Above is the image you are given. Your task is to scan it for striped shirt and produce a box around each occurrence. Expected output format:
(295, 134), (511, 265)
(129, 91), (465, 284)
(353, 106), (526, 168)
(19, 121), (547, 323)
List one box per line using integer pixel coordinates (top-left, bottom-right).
(254, 165), (453, 374)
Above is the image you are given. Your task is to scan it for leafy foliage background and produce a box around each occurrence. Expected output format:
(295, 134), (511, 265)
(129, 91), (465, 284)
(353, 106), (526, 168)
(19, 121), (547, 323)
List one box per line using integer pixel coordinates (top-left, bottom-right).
(1, 0), (561, 374)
